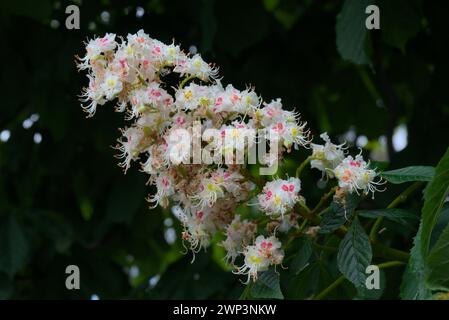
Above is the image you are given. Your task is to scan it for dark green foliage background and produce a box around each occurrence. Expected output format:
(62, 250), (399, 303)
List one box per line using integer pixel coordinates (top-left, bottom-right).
(0, 0), (448, 299)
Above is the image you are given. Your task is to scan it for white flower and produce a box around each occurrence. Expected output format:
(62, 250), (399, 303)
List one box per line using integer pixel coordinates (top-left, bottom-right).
(234, 245), (269, 283)
(220, 121), (256, 156)
(79, 75), (106, 117)
(212, 84), (260, 114)
(234, 235), (284, 283)
(334, 154), (384, 198)
(174, 54), (219, 81)
(258, 178), (301, 217)
(145, 82), (174, 113)
(175, 83), (207, 111)
(254, 235), (284, 265)
(161, 42), (185, 66)
(281, 121), (310, 150)
(127, 29), (152, 51)
(164, 128), (192, 165)
(78, 33), (117, 70)
(210, 169), (243, 196)
(114, 127), (146, 172)
(148, 173), (175, 208)
(127, 88), (149, 119)
(141, 145), (166, 174)
(101, 71), (123, 100)
(258, 99), (309, 150)
(258, 99), (297, 127)
(191, 175), (225, 209)
(310, 132), (346, 178)
(172, 206), (217, 260)
(232, 87), (260, 114)
(221, 215), (256, 265)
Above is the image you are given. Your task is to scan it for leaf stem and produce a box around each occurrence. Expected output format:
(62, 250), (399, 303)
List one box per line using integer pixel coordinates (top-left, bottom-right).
(369, 181), (424, 241)
(179, 75), (196, 89)
(311, 275), (345, 300)
(295, 156), (314, 178)
(372, 241), (410, 262)
(298, 199), (312, 213)
(312, 186), (338, 214)
(295, 203), (319, 225)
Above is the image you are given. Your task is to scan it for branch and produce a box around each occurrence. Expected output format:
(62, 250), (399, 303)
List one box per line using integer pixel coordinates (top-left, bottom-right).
(311, 260), (405, 300)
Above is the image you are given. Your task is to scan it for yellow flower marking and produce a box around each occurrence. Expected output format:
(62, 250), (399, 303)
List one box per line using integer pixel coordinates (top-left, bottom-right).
(249, 255), (262, 264)
(184, 90), (193, 100)
(106, 79), (116, 88)
(199, 97), (210, 106)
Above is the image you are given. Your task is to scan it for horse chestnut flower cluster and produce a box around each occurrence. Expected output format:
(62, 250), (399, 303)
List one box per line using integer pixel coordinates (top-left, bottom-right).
(77, 30), (384, 283)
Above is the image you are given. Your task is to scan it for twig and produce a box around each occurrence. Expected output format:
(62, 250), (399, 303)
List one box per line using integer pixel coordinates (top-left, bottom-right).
(369, 181), (424, 241)
(311, 260), (405, 300)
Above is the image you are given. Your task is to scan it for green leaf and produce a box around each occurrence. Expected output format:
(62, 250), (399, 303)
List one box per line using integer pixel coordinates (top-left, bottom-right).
(354, 269), (386, 300)
(380, 166), (435, 184)
(425, 220), (449, 290)
(287, 262), (320, 299)
(319, 193), (361, 234)
(429, 204), (449, 248)
(0, 215), (29, 278)
(337, 218), (373, 288)
(290, 237), (313, 275)
(421, 148), (449, 257)
(400, 222), (432, 299)
(357, 209), (419, 231)
(251, 269), (284, 299)
(336, 0), (371, 65)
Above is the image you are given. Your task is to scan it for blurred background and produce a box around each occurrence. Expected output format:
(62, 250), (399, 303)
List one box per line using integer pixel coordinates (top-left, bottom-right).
(0, 0), (448, 299)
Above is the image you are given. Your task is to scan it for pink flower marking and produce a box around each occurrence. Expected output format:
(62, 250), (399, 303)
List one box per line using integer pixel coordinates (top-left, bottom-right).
(150, 89), (161, 97)
(215, 96), (223, 106)
(350, 161), (361, 167)
(231, 93), (240, 103)
(261, 242), (272, 249)
(265, 191), (273, 200)
(196, 211), (204, 219)
(161, 178), (170, 188)
(176, 117), (186, 125)
(152, 46), (161, 55)
(119, 59), (127, 69)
